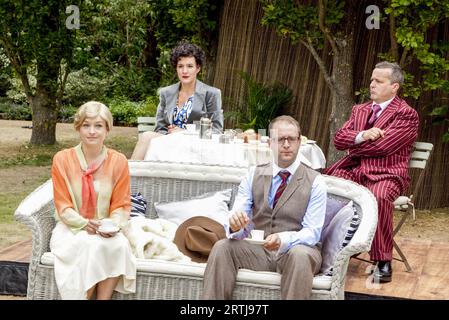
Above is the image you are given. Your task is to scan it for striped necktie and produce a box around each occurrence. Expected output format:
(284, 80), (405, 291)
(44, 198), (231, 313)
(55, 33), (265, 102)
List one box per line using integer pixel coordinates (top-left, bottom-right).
(273, 171), (291, 209)
(367, 104), (382, 127)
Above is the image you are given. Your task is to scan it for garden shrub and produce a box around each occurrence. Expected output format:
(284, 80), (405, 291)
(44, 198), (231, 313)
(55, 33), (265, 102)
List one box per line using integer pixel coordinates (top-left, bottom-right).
(7, 76), (35, 105)
(63, 69), (109, 107)
(0, 99), (77, 122)
(108, 95), (158, 126)
(1, 103), (32, 120)
(58, 105), (78, 123)
(144, 95), (159, 117)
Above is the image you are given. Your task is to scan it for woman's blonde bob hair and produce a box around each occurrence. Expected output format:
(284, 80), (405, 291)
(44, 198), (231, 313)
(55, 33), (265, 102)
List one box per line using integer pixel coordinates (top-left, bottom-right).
(74, 101), (113, 131)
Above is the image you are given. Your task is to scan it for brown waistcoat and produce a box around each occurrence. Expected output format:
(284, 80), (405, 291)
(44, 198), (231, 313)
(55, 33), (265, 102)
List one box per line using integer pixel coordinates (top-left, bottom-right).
(251, 162), (319, 236)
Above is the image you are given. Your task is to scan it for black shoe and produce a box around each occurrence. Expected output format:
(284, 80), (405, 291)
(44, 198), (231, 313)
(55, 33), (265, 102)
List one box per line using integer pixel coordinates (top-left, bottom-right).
(372, 261), (392, 283)
(368, 261), (377, 274)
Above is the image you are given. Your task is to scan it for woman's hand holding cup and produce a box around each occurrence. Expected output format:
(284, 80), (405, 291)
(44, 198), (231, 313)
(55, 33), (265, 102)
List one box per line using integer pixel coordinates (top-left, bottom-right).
(85, 219), (100, 235)
(97, 218), (118, 238)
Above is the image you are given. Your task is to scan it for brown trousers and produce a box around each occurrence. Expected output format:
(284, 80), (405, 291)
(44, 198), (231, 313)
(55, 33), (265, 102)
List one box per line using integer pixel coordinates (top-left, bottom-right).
(201, 239), (322, 300)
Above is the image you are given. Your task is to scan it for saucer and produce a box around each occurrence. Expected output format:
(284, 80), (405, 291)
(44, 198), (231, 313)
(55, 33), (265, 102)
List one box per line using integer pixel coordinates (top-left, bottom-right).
(98, 226), (119, 234)
(244, 238), (265, 245)
(305, 140), (316, 144)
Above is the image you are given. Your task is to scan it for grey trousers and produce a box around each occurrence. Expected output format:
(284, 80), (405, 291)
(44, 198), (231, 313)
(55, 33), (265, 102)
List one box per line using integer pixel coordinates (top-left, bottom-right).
(201, 238), (322, 300)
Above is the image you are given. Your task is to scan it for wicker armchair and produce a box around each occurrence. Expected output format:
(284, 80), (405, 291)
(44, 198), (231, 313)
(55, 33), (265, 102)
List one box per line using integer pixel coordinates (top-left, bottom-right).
(15, 160), (377, 300)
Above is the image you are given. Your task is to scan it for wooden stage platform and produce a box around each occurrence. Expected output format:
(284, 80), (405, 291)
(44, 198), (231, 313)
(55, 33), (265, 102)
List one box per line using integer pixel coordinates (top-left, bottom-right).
(345, 237), (449, 300)
(0, 239), (31, 263)
(1, 237), (448, 299)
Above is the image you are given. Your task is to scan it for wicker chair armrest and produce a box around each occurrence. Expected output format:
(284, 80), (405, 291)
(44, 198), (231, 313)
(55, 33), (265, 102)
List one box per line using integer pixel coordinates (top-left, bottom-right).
(323, 175), (378, 298)
(323, 174), (378, 250)
(14, 179), (55, 260)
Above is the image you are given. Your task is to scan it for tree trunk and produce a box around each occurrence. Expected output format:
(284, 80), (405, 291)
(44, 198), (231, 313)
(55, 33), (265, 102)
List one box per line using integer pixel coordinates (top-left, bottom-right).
(30, 90), (58, 145)
(326, 36), (355, 165)
(30, 59), (60, 145)
(204, 0), (223, 85)
(141, 15), (161, 84)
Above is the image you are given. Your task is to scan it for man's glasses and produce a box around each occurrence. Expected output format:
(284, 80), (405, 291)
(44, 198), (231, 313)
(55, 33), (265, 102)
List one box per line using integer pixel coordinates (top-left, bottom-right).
(272, 136), (300, 144)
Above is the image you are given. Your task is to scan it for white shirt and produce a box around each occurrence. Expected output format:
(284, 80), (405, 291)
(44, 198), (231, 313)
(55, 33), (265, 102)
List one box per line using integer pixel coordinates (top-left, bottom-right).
(226, 156), (327, 254)
(355, 97), (395, 144)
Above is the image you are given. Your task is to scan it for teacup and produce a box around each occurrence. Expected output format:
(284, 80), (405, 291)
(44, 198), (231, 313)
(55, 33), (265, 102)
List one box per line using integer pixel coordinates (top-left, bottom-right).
(101, 218), (115, 230)
(211, 134), (220, 143)
(251, 229), (264, 241)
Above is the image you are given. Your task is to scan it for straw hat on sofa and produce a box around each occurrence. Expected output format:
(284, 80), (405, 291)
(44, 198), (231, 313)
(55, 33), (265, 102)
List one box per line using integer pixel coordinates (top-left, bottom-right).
(173, 216), (226, 263)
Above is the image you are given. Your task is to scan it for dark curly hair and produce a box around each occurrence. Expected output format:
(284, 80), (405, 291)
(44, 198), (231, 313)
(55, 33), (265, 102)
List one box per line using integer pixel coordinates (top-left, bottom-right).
(170, 42), (206, 69)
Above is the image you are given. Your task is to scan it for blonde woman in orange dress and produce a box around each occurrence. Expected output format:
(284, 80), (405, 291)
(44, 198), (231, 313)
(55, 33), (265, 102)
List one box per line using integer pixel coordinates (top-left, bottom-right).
(50, 101), (136, 299)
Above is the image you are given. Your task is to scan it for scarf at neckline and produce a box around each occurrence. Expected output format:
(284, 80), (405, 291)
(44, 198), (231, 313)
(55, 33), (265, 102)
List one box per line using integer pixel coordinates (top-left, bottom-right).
(75, 144), (107, 219)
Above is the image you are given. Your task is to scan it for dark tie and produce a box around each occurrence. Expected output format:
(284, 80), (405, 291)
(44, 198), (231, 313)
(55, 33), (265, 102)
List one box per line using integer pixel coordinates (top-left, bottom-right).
(367, 104), (382, 128)
(273, 171), (291, 209)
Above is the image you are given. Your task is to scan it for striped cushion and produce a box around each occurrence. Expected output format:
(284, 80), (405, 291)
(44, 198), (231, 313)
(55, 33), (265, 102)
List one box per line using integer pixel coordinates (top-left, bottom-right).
(131, 192), (147, 217)
(341, 211), (361, 249)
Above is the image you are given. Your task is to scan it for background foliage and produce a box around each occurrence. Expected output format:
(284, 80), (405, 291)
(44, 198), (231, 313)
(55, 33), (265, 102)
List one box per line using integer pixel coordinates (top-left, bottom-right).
(226, 72), (293, 131)
(0, 0), (219, 128)
(385, 0), (449, 142)
(0, 0), (448, 141)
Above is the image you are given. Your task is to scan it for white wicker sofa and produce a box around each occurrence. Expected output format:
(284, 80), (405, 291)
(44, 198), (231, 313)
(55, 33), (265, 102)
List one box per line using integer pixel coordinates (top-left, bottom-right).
(15, 160), (377, 300)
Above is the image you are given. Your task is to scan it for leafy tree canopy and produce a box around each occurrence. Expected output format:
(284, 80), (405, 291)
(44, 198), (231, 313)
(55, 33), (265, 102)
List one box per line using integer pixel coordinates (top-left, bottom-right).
(386, 0), (449, 142)
(261, 0), (345, 50)
(73, 0), (220, 99)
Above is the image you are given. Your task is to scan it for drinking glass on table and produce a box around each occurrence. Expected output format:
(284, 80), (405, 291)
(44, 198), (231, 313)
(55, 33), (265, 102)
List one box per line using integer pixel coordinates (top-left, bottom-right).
(192, 120), (201, 134)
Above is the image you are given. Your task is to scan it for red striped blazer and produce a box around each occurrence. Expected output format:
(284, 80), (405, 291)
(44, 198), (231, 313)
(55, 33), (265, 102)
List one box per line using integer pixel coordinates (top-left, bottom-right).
(324, 96), (419, 192)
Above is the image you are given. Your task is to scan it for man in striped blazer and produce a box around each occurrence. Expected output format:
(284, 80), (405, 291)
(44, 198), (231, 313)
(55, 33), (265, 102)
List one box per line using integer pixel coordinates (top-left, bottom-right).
(324, 61), (419, 283)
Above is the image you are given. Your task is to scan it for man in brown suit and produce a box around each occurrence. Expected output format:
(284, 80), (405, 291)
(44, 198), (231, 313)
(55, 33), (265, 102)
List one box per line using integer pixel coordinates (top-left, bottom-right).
(202, 116), (327, 299)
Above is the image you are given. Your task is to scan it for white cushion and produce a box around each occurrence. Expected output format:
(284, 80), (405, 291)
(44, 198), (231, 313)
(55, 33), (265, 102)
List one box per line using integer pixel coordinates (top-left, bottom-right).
(322, 197), (348, 236)
(41, 252), (56, 265)
(41, 252), (332, 290)
(154, 189), (231, 226)
(320, 201), (358, 275)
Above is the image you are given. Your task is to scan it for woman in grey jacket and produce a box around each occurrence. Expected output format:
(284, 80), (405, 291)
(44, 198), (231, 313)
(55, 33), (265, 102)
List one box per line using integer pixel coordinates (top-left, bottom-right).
(131, 42), (223, 160)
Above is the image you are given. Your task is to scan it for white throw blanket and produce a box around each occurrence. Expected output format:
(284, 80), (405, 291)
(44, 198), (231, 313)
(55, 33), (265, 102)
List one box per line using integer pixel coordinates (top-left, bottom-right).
(122, 217), (191, 262)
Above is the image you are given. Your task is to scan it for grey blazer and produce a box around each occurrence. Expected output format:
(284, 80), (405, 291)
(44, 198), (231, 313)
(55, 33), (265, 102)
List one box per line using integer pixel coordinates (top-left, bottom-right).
(154, 80), (223, 134)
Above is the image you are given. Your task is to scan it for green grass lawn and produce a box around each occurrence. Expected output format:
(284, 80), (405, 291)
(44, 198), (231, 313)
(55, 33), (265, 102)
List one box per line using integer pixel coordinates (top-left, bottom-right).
(0, 191), (44, 224)
(0, 169), (50, 248)
(0, 135), (135, 169)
